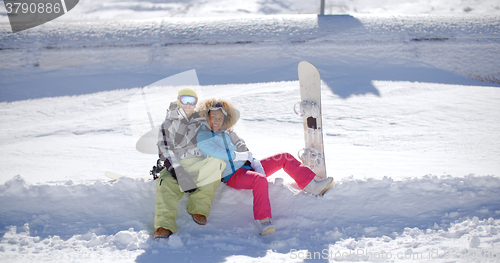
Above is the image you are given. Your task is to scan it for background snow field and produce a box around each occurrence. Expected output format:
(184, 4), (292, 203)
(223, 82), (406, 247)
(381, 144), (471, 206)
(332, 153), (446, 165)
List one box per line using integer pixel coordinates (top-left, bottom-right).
(1, 14), (499, 101)
(1, 0), (500, 20)
(1, 0), (500, 262)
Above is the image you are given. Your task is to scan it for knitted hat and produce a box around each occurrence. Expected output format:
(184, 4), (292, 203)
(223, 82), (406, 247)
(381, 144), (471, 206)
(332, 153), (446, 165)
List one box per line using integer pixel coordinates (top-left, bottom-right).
(178, 87), (197, 98)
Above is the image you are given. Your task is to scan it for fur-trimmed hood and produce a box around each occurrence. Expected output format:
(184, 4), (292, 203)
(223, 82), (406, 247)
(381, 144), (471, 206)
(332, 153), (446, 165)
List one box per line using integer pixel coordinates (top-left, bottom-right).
(196, 98), (240, 131)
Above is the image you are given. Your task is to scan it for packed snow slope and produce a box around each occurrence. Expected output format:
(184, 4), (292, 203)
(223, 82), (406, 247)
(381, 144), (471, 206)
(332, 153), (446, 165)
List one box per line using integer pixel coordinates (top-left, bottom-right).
(1, 14), (499, 101)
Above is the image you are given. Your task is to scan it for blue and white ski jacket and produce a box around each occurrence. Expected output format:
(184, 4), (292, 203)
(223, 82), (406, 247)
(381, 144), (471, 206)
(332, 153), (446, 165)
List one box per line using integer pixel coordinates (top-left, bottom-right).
(196, 125), (251, 182)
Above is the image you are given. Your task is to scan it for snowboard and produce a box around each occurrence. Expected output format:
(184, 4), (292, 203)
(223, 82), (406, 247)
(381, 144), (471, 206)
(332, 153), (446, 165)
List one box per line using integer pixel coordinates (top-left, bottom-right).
(295, 61), (327, 179)
(104, 171), (151, 181)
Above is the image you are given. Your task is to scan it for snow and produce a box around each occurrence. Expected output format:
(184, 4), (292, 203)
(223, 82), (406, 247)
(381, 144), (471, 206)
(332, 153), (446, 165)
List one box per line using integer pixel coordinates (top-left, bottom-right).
(1, 13), (499, 101)
(1, 0), (500, 21)
(1, 0), (500, 262)
(1, 175), (500, 262)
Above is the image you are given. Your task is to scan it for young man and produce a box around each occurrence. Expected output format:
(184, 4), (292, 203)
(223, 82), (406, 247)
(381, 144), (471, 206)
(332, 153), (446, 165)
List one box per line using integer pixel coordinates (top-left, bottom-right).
(154, 87), (226, 239)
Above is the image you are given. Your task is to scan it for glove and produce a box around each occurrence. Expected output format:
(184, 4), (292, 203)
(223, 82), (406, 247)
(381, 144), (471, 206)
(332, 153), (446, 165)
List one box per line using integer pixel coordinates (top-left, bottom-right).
(251, 159), (266, 176)
(171, 166), (198, 193)
(233, 151), (253, 162)
(150, 159), (165, 180)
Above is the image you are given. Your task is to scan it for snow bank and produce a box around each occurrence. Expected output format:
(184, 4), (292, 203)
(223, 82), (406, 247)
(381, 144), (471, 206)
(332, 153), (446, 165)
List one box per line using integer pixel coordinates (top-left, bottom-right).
(0, 225), (147, 262)
(1, 174), (499, 262)
(325, 217), (500, 262)
(0, 176), (156, 239)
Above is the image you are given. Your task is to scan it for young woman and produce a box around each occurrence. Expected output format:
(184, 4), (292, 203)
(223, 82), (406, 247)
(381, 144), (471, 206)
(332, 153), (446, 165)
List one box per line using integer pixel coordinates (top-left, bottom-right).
(196, 98), (334, 235)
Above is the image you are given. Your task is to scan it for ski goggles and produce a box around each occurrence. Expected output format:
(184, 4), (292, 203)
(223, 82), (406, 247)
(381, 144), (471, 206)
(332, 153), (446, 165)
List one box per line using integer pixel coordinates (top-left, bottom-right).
(178, 95), (198, 106)
(209, 103), (228, 116)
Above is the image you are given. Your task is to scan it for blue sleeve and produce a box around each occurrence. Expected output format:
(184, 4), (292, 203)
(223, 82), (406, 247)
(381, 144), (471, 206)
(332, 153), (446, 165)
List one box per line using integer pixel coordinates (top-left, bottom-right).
(197, 129), (235, 161)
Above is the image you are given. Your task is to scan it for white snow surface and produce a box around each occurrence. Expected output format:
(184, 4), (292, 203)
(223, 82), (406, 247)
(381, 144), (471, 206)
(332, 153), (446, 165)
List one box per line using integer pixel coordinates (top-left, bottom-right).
(1, 0), (500, 21)
(1, 13), (499, 101)
(1, 0), (500, 262)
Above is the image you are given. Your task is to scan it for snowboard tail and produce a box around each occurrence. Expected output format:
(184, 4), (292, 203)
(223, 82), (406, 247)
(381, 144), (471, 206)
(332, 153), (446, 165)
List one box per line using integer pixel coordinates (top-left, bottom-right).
(104, 171), (151, 181)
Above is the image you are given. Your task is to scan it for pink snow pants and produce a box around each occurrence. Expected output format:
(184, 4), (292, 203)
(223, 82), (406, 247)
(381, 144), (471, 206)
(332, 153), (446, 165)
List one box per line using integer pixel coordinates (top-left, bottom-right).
(225, 152), (316, 220)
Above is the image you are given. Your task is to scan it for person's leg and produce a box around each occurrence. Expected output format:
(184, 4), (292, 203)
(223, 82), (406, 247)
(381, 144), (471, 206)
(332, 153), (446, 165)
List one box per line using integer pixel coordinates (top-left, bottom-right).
(226, 169), (272, 220)
(187, 179), (221, 217)
(185, 156), (226, 188)
(260, 152), (316, 189)
(154, 169), (184, 233)
(180, 157), (225, 217)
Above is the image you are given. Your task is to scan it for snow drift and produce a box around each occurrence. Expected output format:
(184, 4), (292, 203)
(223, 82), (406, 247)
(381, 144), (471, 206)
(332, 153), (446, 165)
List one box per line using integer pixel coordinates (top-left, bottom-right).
(1, 174), (500, 262)
(2, 174), (500, 239)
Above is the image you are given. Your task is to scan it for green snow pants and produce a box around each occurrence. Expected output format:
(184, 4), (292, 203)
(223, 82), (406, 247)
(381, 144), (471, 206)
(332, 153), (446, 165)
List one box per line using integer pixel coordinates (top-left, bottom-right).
(154, 157), (225, 233)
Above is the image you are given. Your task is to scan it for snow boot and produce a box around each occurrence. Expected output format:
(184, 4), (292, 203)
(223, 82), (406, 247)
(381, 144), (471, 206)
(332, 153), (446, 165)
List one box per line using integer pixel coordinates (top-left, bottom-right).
(256, 217), (275, 235)
(190, 214), (207, 225)
(154, 227), (172, 239)
(303, 177), (334, 196)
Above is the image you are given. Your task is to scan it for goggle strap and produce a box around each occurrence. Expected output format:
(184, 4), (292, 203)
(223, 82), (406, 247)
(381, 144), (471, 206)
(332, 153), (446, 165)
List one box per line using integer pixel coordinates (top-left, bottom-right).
(209, 106), (228, 116)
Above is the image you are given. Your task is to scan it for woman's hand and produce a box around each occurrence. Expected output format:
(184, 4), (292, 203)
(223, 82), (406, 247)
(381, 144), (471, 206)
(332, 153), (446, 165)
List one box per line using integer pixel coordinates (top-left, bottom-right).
(233, 151), (253, 161)
(251, 159), (266, 176)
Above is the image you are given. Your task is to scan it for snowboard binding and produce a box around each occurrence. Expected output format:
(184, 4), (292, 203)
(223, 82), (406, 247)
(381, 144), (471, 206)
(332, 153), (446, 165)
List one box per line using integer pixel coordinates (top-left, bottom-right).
(298, 147), (324, 170)
(294, 100), (320, 118)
